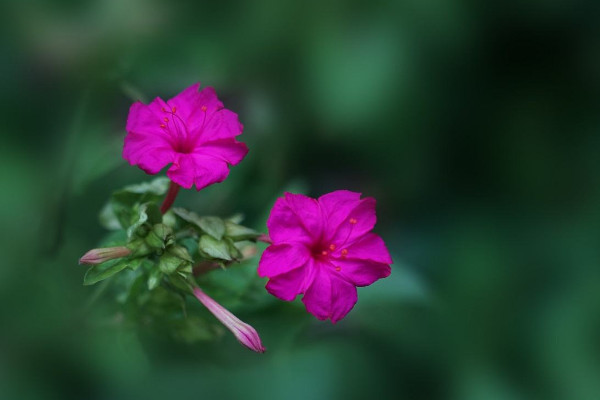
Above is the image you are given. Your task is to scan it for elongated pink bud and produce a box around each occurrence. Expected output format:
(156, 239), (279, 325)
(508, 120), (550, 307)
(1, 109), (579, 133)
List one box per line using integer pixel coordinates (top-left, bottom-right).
(79, 246), (131, 265)
(193, 287), (265, 353)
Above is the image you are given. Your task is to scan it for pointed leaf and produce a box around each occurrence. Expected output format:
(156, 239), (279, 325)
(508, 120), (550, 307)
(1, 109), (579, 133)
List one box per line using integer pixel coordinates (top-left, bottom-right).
(198, 216), (226, 240)
(198, 235), (232, 261)
(224, 221), (261, 241)
(84, 258), (130, 285)
(147, 268), (162, 290)
(172, 208), (225, 240)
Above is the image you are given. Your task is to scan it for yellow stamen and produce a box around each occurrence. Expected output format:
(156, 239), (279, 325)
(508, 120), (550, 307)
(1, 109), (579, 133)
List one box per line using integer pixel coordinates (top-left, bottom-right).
(172, 106), (176, 113)
(164, 117), (169, 122)
(349, 218), (357, 224)
(321, 250), (328, 256)
(160, 124), (166, 128)
(201, 105), (207, 112)
(329, 244), (336, 251)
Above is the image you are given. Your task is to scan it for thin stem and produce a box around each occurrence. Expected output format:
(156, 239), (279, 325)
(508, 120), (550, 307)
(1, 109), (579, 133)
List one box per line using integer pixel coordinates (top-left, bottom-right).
(160, 181), (181, 214)
(257, 234), (273, 244)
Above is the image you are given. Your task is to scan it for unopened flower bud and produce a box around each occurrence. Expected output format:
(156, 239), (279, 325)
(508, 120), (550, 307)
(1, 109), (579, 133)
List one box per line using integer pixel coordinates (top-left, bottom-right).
(192, 287), (265, 353)
(79, 246), (131, 265)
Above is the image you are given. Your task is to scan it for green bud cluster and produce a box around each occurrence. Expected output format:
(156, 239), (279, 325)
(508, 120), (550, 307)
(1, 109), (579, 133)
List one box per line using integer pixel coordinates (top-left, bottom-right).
(82, 177), (265, 342)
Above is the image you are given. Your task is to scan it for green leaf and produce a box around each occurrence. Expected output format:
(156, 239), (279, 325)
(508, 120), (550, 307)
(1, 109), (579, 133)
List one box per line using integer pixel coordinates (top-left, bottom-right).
(172, 208), (225, 240)
(127, 202), (162, 239)
(198, 216), (226, 240)
(110, 177), (169, 228)
(83, 258), (130, 285)
(147, 268), (162, 290)
(227, 213), (245, 224)
(198, 235), (232, 261)
(224, 221), (261, 241)
(118, 177), (170, 196)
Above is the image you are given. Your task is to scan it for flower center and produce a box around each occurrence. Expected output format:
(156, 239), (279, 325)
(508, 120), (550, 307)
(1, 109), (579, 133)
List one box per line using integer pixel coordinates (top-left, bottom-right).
(159, 106), (195, 154)
(311, 216), (358, 271)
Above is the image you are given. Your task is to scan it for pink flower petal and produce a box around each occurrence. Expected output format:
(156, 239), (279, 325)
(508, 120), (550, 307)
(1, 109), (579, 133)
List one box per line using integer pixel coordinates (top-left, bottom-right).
(258, 243), (310, 278)
(165, 154), (196, 189)
(301, 261), (358, 323)
(335, 233), (393, 264)
(191, 155), (231, 190)
(166, 154), (231, 191)
(199, 109), (244, 143)
(194, 138), (249, 165)
(167, 84), (225, 134)
(123, 102), (176, 173)
(318, 190), (362, 232)
(327, 197), (377, 246)
(265, 266), (309, 301)
(283, 193), (323, 240)
(330, 258), (391, 287)
(267, 197), (315, 245)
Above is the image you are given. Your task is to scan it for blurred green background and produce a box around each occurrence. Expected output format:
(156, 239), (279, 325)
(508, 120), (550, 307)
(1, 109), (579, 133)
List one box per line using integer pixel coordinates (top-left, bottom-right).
(1, 0), (600, 399)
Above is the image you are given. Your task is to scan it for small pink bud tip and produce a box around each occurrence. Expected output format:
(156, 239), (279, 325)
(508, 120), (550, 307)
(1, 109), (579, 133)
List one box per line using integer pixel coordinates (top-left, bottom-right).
(79, 246), (131, 265)
(193, 287), (266, 353)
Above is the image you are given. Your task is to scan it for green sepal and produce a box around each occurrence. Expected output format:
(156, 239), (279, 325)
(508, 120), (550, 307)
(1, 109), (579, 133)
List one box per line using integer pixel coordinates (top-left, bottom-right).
(145, 223), (174, 249)
(168, 245), (193, 263)
(166, 273), (193, 293)
(159, 254), (182, 275)
(126, 238), (153, 258)
(158, 247), (193, 275)
(198, 234), (232, 261)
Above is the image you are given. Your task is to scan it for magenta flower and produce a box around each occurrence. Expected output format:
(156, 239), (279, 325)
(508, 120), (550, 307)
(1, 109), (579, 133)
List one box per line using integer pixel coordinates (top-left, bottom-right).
(123, 83), (248, 190)
(193, 287), (265, 353)
(258, 190), (392, 323)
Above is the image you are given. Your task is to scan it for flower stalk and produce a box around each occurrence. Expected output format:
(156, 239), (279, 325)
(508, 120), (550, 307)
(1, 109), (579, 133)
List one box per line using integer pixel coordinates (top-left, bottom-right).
(160, 181), (181, 214)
